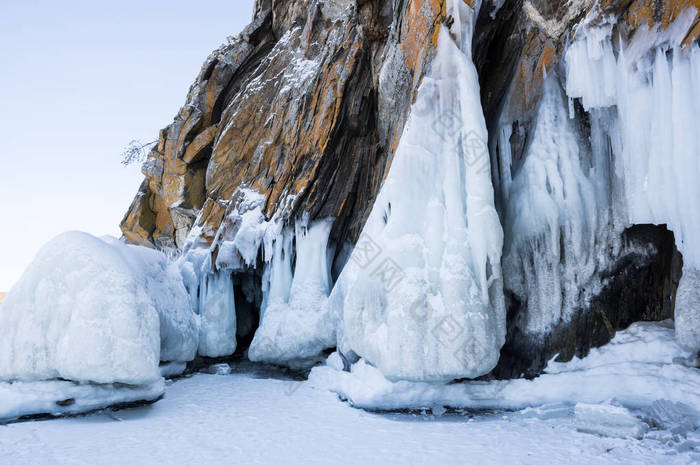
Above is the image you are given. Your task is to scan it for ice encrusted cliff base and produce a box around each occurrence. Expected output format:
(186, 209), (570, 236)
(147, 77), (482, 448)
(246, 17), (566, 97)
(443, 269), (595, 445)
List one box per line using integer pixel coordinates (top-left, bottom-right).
(1, 0), (700, 425)
(112, 0), (699, 387)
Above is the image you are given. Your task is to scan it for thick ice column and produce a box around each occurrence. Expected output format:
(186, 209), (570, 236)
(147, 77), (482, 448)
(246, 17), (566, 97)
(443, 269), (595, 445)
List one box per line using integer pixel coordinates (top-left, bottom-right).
(331, 0), (506, 382)
(259, 225), (294, 319)
(198, 271), (237, 358)
(288, 220), (333, 313)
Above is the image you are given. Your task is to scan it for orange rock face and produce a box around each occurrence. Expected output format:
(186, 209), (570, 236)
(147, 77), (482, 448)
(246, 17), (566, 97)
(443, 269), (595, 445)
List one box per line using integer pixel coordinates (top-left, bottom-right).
(0, 292), (6, 308)
(121, 0), (447, 255)
(476, 0), (700, 167)
(617, 0), (700, 45)
(122, 0), (700, 255)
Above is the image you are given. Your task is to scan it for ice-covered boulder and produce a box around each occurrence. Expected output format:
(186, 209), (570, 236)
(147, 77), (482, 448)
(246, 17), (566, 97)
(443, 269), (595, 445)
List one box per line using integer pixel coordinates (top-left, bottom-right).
(0, 232), (198, 386)
(101, 236), (199, 363)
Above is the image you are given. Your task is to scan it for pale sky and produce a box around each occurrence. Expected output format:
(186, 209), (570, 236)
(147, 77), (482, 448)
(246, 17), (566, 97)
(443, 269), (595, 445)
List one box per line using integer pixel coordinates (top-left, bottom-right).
(0, 0), (255, 290)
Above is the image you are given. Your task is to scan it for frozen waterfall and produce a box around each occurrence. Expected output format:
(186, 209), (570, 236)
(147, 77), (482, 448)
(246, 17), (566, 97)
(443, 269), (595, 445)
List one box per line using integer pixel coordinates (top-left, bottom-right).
(329, 0), (506, 382)
(564, 17), (700, 350)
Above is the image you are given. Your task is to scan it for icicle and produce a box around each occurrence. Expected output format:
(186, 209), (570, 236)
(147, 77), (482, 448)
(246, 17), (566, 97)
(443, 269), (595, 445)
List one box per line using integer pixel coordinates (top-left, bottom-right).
(260, 227), (294, 319)
(248, 218), (336, 365)
(568, 97), (575, 119)
(563, 20), (700, 349)
(565, 26), (700, 268)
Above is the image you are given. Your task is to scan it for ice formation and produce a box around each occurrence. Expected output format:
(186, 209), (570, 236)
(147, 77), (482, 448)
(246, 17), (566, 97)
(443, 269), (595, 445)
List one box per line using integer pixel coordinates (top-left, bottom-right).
(0, 379), (165, 423)
(500, 75), (615, 333)
(213, 188), (269, 271)
(309, 321), (700, 414)
(675, 267), (700, 351)
(197, 271), (238, 358)
(101, 236), (199, 363)
(563, 17), (700, 348)
(178, 187), (337, 364)
(248, 218), (337, 365)
(574, 403), (648, 439)
(0, 232), (198, 387)
(329, 0), (505, 382)
(177, 188), (267, 358)
(160, 362), (187, 378)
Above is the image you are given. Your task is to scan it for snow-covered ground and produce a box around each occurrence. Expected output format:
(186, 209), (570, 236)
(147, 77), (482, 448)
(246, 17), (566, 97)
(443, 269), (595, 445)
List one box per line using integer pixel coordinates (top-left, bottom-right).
(3, 321), (700, 465)
(0, 233), (697, 464)
(1, 367), (697, 465)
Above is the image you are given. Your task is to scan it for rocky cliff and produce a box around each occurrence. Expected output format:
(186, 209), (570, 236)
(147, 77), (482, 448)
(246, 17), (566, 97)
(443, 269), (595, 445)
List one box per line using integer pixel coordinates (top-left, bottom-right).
(121, 0), (700, 379)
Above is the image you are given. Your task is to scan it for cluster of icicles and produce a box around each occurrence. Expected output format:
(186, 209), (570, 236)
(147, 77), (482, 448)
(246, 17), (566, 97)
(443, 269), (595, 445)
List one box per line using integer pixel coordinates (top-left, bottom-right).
(181, 2), (700, 380)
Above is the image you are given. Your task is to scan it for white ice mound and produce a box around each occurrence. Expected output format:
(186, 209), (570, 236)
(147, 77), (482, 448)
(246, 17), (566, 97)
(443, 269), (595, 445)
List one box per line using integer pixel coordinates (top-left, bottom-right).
(309, 321), (700, 413)
(101, 236), (199, 363)
(248, 218), (336, 365)
(329, 0), (505, 382)
(0, 232), (198, 386)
